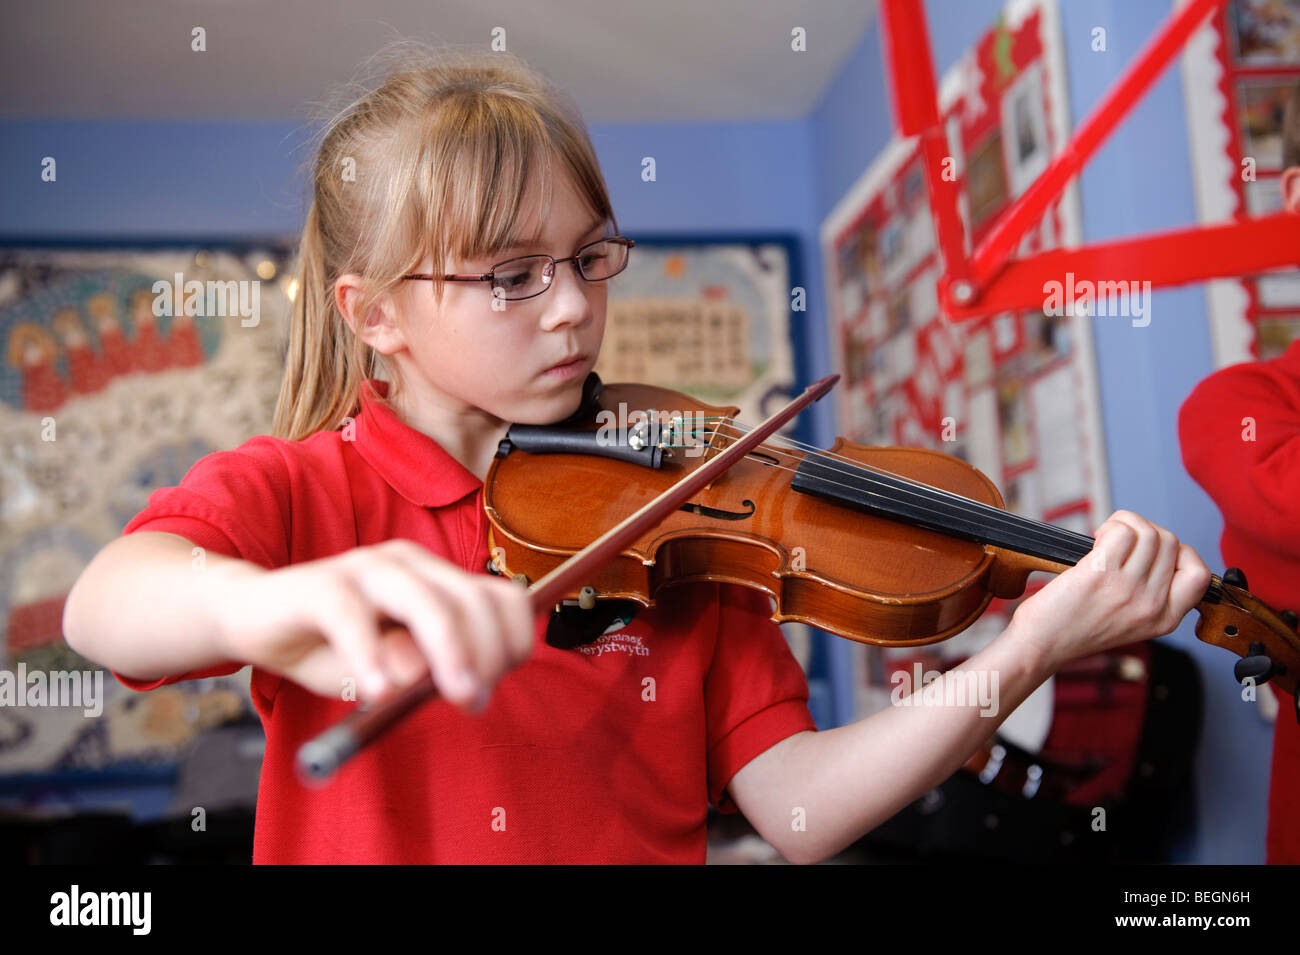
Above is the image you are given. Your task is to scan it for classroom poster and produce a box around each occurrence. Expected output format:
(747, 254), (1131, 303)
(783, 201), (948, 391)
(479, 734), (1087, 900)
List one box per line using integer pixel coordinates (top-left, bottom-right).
(0, 244), (293, 782)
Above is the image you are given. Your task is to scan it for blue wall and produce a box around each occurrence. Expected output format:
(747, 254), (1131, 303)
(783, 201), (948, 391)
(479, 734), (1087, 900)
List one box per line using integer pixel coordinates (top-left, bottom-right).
(0, 0), (1269, 863)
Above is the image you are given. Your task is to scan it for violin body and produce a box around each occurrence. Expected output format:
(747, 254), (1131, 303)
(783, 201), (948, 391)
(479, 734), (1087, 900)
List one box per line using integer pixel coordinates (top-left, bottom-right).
(484, 380), (1069, 649)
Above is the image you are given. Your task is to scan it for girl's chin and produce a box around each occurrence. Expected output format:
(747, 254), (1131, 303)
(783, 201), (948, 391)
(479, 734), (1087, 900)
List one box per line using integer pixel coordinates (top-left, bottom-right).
(509, 388), (586, 426)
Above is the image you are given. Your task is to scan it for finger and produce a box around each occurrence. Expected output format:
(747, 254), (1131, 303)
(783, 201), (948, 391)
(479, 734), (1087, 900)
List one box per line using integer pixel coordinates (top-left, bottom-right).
(471, 578), (524, 681)
(1107, 510), (1159, 579)
(1143, 526), (1180, 605)
(1164, 544), (1213, 627)
(282, 640), (362, 699)
(1090, 516), (1137, 573)
(438, 576), (511, 695)
(306, 579), (389, 699)
(346, 560), (480, 703)
(482, 575), (537, 664)
(374, 624), (432, 687)
(382, 543), (518, 686)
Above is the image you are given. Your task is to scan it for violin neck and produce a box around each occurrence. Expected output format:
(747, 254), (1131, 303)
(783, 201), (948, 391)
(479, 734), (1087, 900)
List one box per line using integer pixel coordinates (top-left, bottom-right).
(790, 450), (1095, 566)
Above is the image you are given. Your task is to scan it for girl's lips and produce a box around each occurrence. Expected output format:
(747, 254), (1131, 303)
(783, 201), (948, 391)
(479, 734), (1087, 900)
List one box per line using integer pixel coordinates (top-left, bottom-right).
(542, 354), (589, 379)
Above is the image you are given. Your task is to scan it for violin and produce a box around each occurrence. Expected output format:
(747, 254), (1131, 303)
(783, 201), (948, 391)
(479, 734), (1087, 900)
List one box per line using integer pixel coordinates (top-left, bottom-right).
(296, 372), (1300, 782)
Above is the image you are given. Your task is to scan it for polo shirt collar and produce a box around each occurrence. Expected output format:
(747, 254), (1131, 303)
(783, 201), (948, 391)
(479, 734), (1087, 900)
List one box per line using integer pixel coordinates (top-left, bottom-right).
(352, 379), (484, 508)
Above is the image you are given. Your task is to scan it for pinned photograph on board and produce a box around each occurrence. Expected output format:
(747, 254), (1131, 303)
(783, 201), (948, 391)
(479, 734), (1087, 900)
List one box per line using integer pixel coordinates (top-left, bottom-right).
(1230, 0), (1300, 66)
(1236, 78), (1296, 169)
(1256, 316), (1300, 358)
(1001, 62), (1050, 199)
(996, 371), (1033, 469)
(1022, 308), (1072, 373)
(966, 131), (1008, 228)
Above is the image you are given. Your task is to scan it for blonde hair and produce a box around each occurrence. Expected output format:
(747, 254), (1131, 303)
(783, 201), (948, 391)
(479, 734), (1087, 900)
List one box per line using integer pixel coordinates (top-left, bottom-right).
(273, 42), (619, 440)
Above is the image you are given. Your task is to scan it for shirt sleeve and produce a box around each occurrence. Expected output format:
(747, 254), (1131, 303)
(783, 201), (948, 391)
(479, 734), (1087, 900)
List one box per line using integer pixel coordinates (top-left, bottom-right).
(706, 582), (818, 813)
(111, 436), (294, 692)
(1178, 357), (1300, 557)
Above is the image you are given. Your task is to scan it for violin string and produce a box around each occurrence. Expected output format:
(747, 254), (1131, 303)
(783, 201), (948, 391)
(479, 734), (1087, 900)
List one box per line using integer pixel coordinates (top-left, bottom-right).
(673, 417), (1097, 563)
(689, 421), (1225, 600)
(711, 416), (1091, 545)
(682, 415), (1024, 520)
(670, 427), (1089, 564)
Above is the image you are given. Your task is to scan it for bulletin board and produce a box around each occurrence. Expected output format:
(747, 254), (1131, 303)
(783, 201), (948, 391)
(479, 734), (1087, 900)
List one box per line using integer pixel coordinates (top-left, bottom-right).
(0, 240), (293, 799)
(819, 0), (1110, 727)
(598, 234), (801, 426)
(1183, 0), (1300, 366)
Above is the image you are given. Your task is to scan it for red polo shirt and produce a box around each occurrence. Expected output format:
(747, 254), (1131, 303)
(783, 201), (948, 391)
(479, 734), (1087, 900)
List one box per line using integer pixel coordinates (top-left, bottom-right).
(1178, 338), (1300, 864)
(115, 379), (817, 863)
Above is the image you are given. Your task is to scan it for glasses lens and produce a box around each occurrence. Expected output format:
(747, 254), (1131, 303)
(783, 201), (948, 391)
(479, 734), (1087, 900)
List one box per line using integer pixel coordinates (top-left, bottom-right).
(491, 256), (549, 300)
(578, 239), (628, 281)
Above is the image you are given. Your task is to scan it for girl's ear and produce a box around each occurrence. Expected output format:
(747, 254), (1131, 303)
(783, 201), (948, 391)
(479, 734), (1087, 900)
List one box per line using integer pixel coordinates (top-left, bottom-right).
(335, 274), (407, 356)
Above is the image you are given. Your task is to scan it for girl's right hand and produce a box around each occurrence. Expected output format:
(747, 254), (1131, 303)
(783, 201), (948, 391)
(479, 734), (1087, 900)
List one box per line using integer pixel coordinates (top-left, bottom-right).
(211, 539), (536, 709)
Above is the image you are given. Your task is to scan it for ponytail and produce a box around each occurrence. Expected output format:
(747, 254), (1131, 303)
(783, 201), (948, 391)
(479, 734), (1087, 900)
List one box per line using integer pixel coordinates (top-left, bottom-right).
(272, 199), (369, 440)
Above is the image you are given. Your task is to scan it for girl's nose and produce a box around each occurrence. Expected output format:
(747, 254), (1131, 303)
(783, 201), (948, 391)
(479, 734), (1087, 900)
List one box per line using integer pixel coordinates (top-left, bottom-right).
(540, 260), (593, 327)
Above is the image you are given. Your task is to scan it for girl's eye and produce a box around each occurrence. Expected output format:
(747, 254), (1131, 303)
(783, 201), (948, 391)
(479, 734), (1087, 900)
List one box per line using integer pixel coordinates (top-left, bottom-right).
(495, 268), (533, 289)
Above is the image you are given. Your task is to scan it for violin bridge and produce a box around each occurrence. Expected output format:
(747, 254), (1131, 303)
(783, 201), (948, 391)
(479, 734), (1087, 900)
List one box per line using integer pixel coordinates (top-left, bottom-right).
(652, 411), (731, 490)
(699, 426), (730, 492)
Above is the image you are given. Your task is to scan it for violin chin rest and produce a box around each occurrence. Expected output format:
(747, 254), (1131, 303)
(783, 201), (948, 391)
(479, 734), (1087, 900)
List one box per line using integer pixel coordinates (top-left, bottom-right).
(544, 597), (638, 650)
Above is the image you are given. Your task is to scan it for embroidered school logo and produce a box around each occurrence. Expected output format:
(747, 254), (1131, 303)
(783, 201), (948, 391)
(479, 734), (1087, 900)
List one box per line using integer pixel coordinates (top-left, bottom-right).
(577, 631), (649, 658)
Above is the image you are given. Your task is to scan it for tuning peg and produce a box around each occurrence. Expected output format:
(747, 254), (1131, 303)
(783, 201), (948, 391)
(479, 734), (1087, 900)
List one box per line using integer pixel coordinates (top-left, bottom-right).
(1223, 567), (1249, 590)
(1234, 642), (1275, 686)
(1282, 610), (1298, 631)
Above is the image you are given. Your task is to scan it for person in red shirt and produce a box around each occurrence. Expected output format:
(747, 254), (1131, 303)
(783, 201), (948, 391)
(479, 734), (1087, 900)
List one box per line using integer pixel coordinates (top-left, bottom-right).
(1177, 82), (1300, 864)
(63, 48), (1210, 864)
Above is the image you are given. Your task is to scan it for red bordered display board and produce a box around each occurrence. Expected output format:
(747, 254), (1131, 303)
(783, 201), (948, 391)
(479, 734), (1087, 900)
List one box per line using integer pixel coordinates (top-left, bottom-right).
(821, 0), (1110, 729)
(1184, 0), (1300, 364)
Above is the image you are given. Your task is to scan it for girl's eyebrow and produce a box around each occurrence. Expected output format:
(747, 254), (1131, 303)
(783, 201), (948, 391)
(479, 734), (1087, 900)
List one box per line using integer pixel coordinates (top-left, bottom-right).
(501, 215), (606, 254)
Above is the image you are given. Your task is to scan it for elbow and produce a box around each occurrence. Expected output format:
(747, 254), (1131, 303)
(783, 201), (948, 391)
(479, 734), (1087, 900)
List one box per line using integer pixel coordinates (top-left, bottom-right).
(61, 567), (96, 659)
(783, 843), (826, 866)
(773, 832), (827, 866)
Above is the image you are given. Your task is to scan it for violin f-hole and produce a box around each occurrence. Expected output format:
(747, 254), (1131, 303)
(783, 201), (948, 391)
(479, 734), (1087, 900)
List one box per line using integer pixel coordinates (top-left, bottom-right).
(678, 498), (756, 521)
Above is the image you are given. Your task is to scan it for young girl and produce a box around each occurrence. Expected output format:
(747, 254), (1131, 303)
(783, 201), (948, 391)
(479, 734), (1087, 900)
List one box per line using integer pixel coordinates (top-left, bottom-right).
(63, 46), (1211, 864)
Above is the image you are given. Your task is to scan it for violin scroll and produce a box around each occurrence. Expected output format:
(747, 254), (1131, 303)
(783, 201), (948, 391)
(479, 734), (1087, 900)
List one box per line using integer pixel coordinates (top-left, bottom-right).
(1194, 567), (1300, 716)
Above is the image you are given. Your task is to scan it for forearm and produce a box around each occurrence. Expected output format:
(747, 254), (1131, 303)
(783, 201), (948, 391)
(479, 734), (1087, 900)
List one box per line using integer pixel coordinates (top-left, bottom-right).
(771, 618), (1054, 864)
(62, 531), (260, 681)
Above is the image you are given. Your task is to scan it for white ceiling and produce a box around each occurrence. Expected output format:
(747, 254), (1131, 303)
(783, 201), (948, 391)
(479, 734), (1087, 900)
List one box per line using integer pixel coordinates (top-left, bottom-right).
(1, 0), (877, 123)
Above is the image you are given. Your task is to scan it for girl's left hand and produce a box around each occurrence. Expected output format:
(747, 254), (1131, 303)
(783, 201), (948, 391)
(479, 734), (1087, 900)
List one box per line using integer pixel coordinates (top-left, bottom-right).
(1008, 509), (1212, 674)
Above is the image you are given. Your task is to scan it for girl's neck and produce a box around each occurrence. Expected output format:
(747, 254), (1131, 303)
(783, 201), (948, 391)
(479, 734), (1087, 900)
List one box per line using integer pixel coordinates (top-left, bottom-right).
(390, 379), (510, 483)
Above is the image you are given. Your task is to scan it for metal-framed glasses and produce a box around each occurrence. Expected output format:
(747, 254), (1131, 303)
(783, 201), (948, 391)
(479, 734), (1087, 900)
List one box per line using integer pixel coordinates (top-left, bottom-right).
(403, 235), (636, 302)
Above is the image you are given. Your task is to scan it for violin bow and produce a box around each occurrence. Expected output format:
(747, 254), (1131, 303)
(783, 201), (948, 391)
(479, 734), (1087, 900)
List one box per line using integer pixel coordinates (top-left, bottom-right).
(295, 373), (841, 783)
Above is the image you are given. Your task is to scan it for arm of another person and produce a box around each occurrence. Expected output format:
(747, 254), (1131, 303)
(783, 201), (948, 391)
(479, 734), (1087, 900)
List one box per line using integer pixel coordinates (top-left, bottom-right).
(1178, 357), (1300, 559)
